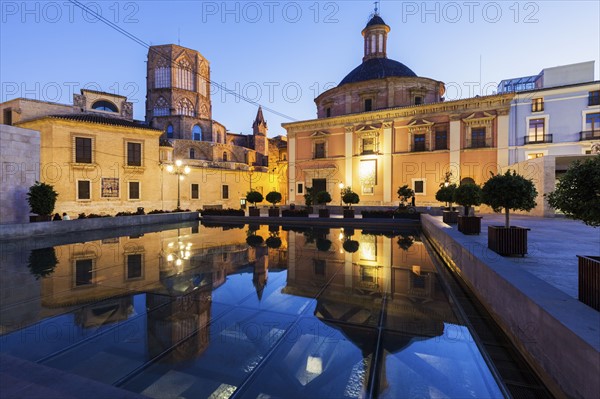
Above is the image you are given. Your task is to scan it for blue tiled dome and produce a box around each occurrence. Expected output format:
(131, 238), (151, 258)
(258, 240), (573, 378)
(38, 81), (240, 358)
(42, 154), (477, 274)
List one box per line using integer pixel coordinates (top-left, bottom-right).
(339, 58), (417, 86)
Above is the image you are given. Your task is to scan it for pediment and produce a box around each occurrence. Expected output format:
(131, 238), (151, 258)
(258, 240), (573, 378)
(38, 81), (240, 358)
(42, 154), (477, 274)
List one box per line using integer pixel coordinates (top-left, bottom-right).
(310, 130), (330, 138)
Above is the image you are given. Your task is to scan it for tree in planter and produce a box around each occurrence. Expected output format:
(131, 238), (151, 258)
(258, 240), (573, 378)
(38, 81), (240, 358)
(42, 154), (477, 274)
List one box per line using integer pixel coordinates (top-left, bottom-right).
(341, 187), (360, 209)
(435, 184), (457, 210)
(453, 183), (482, 216)
(265, 191), (282, 208)
(27, 181), (58, 220)
(397, 185), (415, 208)
(246, 190), (264, 208)
(304, 187), (314, 208)
(315, 191), (332, 209)
(482, 170), (537, 228)
(27, 247), (58, 279)
(547, 156), (600, 227)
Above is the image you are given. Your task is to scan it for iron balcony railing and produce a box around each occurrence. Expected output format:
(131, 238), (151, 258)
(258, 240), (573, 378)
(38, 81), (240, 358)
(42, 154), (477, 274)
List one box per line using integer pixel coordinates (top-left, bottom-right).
(524, 134), (553, 145)
(580, 130), (600, 141)
(465, 137), (493, 149)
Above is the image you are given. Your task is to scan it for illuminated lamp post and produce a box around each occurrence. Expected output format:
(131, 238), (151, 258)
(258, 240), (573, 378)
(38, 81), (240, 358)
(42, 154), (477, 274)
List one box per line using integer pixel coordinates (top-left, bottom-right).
(166, 160), (190, 210)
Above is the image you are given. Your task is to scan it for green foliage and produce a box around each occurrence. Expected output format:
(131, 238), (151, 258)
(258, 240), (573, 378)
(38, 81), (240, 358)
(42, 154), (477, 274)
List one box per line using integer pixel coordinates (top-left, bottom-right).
(246, 234), (264, 247)
(246, 190), (264, 206)
(435, 184), (457, 207)
(482, 170), (537, 228)
(315, 191), (332, 206)
(341, 187), (360, 208)
(265, 236), (282, 249)
(27, 181), (58, 216)
(397, 234), (415, 251)
(27, 247), (58, 279)
(547, 156), (600, 227)
(397, 185), (414, 204)
(304, 187), (314, 207)
(265, 191), (282, 207)
(316, 237), (332, 252)
(454, 183), (482, 216)
(343, 240), (359, 253)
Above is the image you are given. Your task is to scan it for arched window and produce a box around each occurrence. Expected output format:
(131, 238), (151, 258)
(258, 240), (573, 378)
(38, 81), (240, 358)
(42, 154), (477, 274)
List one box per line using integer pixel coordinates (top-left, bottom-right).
(154, 97), (169, 117)
(223, 152), (228, 162)
(192, 125), (202, 141)
(91, 100), (118, 112)
(175, 58), (195, 91)
(189, 148), (195, 159)
(166, 124), (174, 139)
(154, 59), (171, 89)
(176, 98), (194, 117)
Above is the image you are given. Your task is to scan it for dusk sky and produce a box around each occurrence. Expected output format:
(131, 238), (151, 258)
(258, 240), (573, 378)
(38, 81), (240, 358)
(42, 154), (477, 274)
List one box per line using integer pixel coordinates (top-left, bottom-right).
(2, 1), (599, 136)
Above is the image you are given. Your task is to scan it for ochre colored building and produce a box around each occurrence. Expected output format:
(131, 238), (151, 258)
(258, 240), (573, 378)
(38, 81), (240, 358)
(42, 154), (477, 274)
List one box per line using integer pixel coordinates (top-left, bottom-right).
(284, 13), (512, 207)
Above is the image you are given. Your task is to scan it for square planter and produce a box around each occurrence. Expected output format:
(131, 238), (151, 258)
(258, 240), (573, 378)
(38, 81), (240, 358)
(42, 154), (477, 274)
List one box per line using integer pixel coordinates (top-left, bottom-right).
(248, 208), (260, 217)
(457, 216), (481, 235)
(487, 226), (530, 256)
(343, 209), (355, 218)
(318, 209), (330, 218)
(30, 215), (52, 223)
(306, 206), (314, 214)
(268, 208), (280, 217)
(578, 255), (599, 311)
(442, 210), (459, 224)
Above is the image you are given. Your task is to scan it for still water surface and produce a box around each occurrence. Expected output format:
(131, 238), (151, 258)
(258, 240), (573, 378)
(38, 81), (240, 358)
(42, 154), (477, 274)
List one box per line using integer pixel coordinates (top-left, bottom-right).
(0, 223), (503, 398)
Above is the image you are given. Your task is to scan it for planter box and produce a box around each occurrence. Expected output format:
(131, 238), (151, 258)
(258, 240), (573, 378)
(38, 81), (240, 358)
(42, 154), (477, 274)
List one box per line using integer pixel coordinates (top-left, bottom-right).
(306, 206), (314, 214)
(457, 216), (481, 235)
(318, 209), (330, 218)
(30, 215), (52, 223)
(487, 226), (530, 256)
(393, 213), (421, 220)
(442, 210), (459, 224)
(248, 208), (260, 217)
(343, 209), (355, 218)
(578, 256), (600, 311)
(268, 208), (280, 217)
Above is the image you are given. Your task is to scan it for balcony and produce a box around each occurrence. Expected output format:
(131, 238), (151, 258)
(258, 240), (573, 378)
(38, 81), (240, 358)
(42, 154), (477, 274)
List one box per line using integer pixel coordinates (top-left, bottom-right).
(523, 134), (553, 145)
(580, 130), (600, 141)
(465, 137), (493, 149)
(409, 143), (427, 152)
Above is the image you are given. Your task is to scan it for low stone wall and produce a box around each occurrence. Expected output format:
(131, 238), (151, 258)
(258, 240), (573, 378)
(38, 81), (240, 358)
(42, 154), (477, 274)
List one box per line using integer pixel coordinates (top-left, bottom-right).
(0, 212), (199, 240)
(421, 214), (600, 399)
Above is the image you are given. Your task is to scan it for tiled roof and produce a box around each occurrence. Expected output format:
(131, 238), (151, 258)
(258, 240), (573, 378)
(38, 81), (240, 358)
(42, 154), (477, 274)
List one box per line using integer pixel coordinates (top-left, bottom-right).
(339, 58), (417, 86)
(48, 114), (161, 131)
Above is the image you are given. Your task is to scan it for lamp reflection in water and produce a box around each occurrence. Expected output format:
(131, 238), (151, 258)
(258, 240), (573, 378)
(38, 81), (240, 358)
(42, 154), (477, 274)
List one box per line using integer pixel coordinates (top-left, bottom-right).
(165, 239), (192, 275)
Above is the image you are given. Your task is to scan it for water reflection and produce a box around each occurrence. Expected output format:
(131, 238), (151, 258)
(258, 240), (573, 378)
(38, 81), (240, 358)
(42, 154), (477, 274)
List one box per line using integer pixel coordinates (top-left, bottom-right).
(0, 223), (502, 398)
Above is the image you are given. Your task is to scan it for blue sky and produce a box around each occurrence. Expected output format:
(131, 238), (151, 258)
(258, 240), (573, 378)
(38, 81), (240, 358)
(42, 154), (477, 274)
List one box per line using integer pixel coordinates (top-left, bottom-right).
(2, 1), (599, 136)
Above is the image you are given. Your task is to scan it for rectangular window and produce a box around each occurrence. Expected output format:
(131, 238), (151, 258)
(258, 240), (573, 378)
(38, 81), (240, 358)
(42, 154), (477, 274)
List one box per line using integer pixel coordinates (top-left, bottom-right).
(414, 180), (425, 194)
(326, 107), (331, 117)
(362, 137), (375, 154)
(129, 181), (140, 200)
(127, 142), (142, 166)
(314, 259), (326, 276)
(414, 96), (423, 105)
(531, 98), (544, 112)
(413, 134), (426, 152)
(528, 118), (545, 142)
(75, 137), (92, 163)
(364, 99), (372, 112)
(470, 128), (486, 148)
(77, 180), (91, 200)
(154, 67), (171, 89)
(586, 112), (600, 132)
(222, 185), (229, 199)
(410, 272), (426, 290)
(191, 183), (199, 199)
(527, 153), (544, 160)
(435, 130), (447, 150)
(360, 266), (377, 283)
(126, 254), (143, 279)
(3, 109), (12, 125)
(314, 142), (326, 159)
(75, 259), (93, 286)
(589, 90), (600, 106)
(297, 183), (304, 194)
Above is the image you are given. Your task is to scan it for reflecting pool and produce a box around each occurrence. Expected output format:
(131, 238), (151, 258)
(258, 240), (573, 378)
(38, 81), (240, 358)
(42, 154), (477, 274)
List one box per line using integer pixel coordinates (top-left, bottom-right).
(0, 222), (504, 398)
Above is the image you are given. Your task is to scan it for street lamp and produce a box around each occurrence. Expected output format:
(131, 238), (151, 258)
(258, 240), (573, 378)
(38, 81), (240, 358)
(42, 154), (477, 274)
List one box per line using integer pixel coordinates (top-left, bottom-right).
(166, 159), (190, 210)
(338, 182), (344, 207)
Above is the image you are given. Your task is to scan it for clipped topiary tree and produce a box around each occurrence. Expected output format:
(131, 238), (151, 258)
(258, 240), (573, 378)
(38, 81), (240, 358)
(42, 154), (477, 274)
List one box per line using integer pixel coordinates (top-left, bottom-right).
(315, 191), (332, 208)
(547, 156), (600, 227)
(304, 187), (314, 208)
(27, 247), (59, 279)
(27, 181), (58, 220)
(341, 187), (360, 209)
(265, 191), (282, 208)
(435, 184), (457, 210)
(454, 183), (482, 216)
(397, 185), (414, 207)
(343, 239), (359, 253)
(246, 190), (264, 208)
(482, 170), (537, 228)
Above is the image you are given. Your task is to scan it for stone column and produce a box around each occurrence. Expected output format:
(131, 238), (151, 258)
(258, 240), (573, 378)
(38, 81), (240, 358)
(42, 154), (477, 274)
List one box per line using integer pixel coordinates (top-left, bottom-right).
(496, 110), (510, 169)
(345, 126), (353, 187)
(383, 121), (393, 203)
(449, 116), (461, 181)
(288, 135), (296, 204)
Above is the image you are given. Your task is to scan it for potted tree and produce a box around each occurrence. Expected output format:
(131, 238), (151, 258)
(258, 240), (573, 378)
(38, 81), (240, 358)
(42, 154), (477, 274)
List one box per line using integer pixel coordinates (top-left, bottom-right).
(246, 227), (264, 247)
(27, 181), (58, 222)
(341, 187), (359, 218)
(454, 183), (483, 234)
(397, 185), (414, 210)
(316, 191), (332, 218)
(246, 190), (263, 217)
(265, 191), (282, 217)
(304, 187), (314, 214)
(547, 156), (600, 310)
(482, 170), (537, 256)
(27, 247), (59, 279)
(436, 183), (458, 224)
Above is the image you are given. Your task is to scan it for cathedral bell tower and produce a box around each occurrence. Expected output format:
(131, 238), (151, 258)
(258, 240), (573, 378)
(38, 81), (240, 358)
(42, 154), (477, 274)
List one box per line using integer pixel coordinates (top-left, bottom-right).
(252, 106), (269, 166)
